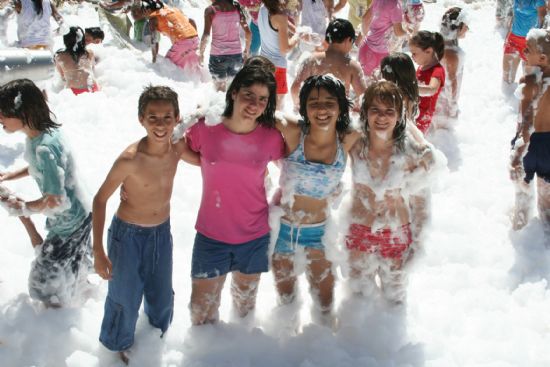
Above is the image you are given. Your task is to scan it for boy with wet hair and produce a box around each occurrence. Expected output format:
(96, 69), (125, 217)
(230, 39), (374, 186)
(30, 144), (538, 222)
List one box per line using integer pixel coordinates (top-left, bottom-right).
(93, 85), (199, 364)
(510, 28), (550, 230)
(290, 18), (367, 110)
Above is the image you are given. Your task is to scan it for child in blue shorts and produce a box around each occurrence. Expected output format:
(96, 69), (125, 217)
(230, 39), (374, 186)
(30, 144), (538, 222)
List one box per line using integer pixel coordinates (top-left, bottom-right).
(92, 85), (199, 364)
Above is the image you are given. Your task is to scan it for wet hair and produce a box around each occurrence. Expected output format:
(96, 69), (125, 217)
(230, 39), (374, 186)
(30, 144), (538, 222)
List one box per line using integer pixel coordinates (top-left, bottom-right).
(410, 30), (445, 61)
(62, 27), (87, 63)
(298, 75), (352, 140)
(141, 0), (164, 11)
(223, 65), (277, 127)
(0, 79), (60, 132)
(325, 18), (356, 44)
(138, 85), (180, 118)
(526, 28), (550, 59)
(261, 0), (282, 14)
(380, 53), (419, 121)
(440, 7), (466, 42)
(360, 80), (406, 151)
(243, 55), (276, 74)
(30, 0), (43, 15)
(85, 27), (105, 41)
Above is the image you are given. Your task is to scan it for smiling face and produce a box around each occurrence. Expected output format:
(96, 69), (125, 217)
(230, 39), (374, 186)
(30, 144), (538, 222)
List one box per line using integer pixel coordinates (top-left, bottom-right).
(366, 98), (399, 139)
(231, 83), (270, 122)
(138, 100), (178, 143)
(0, 111), (24, 134)
(305, 87), (340, 132)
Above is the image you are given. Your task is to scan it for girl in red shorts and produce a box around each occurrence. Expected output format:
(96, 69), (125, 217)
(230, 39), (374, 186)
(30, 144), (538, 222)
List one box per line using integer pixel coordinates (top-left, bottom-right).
(346, 80), (437, 304)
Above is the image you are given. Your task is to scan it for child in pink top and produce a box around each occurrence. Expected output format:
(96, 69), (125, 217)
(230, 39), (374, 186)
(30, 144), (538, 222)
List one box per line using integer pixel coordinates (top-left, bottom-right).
(409, 31), (446, 134)
(358, 0), (408, 78)
(186, 65), (284, 325)
(199, 0), (251, 91)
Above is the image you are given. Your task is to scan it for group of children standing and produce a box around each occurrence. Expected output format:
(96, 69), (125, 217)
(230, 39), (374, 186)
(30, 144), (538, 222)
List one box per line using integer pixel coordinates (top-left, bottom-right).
(2, 0), (550, 365)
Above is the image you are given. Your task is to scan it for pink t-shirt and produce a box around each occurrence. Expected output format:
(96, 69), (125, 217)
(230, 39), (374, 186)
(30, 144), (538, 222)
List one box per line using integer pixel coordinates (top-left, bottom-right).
(365, 0), (403, 53)
(186, 120), (285, 244)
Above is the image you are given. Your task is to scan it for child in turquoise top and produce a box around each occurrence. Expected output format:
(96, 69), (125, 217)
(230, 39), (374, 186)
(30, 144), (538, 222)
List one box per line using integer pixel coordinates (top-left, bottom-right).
(0, 79), (91, 308)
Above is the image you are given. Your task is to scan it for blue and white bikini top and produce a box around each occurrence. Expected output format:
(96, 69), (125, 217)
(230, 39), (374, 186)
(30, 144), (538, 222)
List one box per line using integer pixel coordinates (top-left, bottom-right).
(280, 132), (347, 200)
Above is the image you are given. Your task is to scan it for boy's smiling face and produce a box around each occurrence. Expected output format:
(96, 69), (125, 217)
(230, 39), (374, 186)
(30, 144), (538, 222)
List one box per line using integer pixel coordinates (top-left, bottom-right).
(139, 100), (179, 143)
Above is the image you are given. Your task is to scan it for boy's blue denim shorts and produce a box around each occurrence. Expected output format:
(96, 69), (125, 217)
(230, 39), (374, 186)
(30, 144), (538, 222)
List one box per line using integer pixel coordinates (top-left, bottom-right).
(99, 216), (174, 352)
(208, 53), (243, 79)
(191, 232), (270, 279)
(274, 219), (326, 254)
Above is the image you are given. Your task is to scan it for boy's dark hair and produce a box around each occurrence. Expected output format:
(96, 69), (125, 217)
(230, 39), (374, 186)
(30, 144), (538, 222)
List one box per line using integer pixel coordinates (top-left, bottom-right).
(298, 75), (352, 140)
(380, 52), (419, 121)
(410, 30), (445, 61)
(360, 80), (406, 151)
(138, 85), (180, 118)
(62, 27), (87, 63)
(85, 27), (105, 41)
(243, 55), (276, 74)
(141, 0), (164, 11)
(0, 79), (60, 132)
(223, 65), (277, 127)
(325, 18), (356, 44)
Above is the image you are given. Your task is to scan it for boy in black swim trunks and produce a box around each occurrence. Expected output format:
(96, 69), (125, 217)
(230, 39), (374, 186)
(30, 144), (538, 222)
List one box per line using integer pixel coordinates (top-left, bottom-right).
(510, 28), (550, 229)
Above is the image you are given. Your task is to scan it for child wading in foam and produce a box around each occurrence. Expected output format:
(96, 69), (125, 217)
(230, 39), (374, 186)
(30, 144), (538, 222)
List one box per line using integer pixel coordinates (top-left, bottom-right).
(409, 30), (446, 134)
(273, 75), (360, 327)
(510, 29), (550, 230)
(0, 79), (92, 308)
(185, 66), (284, 325)
(436, 7), (469, 120)
(346, 81), (435, 304)
(55, 27), (99, 95)
(139, 0), (201, 76)
(199, 0), (252, 91)
(502, 0), (546, 85)
(93, 86), (199, 364)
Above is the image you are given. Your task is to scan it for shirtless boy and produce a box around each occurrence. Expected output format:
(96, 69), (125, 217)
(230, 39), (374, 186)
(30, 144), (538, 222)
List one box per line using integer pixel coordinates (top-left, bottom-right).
(510, 28), (550, 229)
(93, 86), (199, 364)
(290, 18), (367, 110)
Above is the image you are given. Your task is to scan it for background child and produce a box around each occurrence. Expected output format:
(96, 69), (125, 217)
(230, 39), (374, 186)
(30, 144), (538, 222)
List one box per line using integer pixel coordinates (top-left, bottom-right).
(347, 0), (371, 30)
(93, 85), (199, 364)
(273, 75), (360, 327)
(0, 79), (92, 308)
(409, 30), (446, 134)
(12, 0), (64, 49)
(502, 0), (546, 85)
(437, 7), (469, 120)
(358, 0), (408, 79)
(380, 52), (419, 123)
(199, 0), (251, 91)
(185, 66), (284, 325)
(238, 0), (263, 55)
(346, 80), (435, 304)
(403, 0), (424, 35)
(55, 26), (99, 95)
(84, 27), (105, 45)
(510, 28), (550, 230)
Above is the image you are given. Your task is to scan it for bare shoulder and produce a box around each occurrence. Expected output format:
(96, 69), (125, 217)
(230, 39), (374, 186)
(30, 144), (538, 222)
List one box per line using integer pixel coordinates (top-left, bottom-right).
(114, 141), (141, 173)
(522, 74), (540, 100)
(342, 129), (362, 152)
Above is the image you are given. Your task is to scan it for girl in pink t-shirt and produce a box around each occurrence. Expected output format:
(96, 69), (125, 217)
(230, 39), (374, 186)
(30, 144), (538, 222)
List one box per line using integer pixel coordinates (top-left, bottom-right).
(186, 65), (284, 325)
(409, 31), (446, 134)
(199, 0), (251, 91)
(358, 0), (408, 79)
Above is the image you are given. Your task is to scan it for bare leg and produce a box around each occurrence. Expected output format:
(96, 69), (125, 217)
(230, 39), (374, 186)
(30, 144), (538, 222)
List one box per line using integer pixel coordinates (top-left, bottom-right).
(512, 180), (534, 230)
(348, 250), (379, 297)
(306, 248), (334, 314)
(190, 275), (226, 325)
(231, 271), (261, 318)
(272, 253), (297, 304)
(537, 178), (550, 228)
(119, 351), (129, 365)
(18, 216), (43, 247)
(503, 53), (520, 84)
(277, 94), (285, 111)
(378, 258), (408, 305)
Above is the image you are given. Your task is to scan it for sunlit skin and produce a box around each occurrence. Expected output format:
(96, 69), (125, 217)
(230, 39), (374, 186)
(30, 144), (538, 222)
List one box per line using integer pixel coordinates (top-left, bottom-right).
(224, 83), (269, 132)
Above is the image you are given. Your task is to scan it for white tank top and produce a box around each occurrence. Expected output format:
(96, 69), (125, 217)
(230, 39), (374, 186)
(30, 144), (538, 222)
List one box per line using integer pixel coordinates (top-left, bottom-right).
(17, 0), (52, 48)
(258, 5), (287, 68)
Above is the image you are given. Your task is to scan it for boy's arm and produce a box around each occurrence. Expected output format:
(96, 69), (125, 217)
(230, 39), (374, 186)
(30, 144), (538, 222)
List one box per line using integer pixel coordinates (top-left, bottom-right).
(93, 156), (134, 280)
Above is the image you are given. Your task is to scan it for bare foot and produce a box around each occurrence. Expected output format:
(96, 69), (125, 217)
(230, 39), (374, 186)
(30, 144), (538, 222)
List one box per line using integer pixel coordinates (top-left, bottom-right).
(119, 351), (129, 365)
